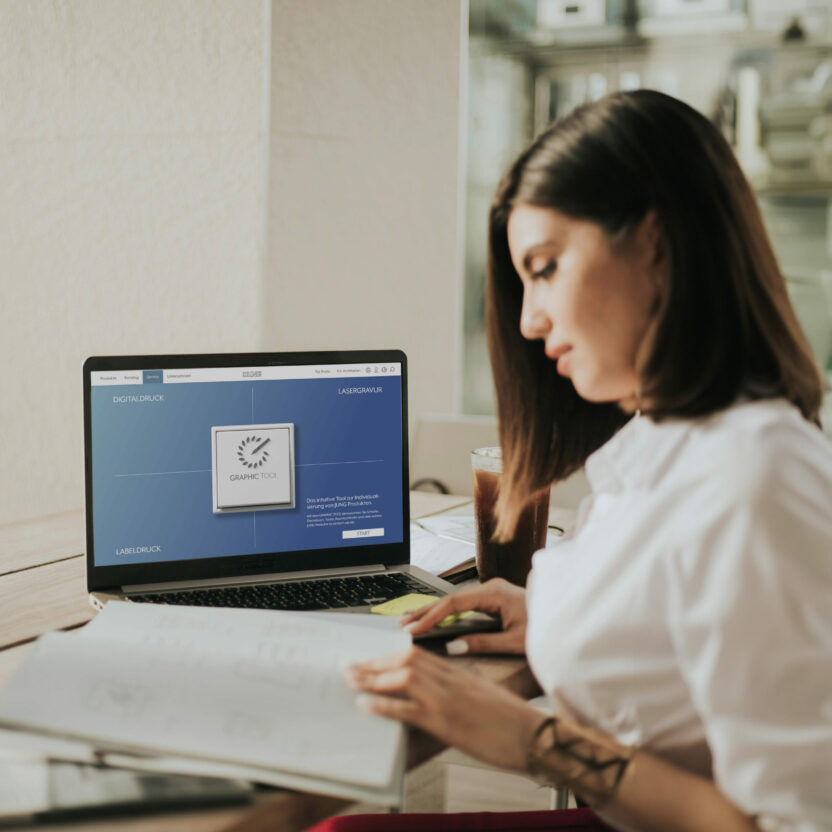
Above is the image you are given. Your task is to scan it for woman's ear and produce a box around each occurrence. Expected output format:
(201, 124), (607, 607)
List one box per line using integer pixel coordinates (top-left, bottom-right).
(636, 210), (667, 296)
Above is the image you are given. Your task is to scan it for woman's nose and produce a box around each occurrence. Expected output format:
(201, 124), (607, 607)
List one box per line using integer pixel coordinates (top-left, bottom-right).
(519, 289), (551, 340)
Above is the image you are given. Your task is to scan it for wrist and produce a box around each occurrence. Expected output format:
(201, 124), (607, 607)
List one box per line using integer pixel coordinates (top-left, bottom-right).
(501, 704), (554, 773)
(526, 715), (634, 807)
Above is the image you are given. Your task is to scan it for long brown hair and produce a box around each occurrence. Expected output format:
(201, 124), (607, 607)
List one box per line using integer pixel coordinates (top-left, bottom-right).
(488, 89), (823, 540)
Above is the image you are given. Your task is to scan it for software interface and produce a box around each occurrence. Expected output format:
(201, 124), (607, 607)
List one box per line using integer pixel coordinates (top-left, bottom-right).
(90, 363), (404, 567)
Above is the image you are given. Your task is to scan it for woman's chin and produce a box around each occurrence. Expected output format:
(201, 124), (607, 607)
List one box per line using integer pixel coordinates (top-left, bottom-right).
(569, 371), (598, 402)
(571, 380), (604, 403)
(571, 375), (631, 405)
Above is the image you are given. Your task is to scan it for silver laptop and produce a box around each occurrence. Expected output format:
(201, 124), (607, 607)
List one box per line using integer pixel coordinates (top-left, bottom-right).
(84, 350), (453, 612)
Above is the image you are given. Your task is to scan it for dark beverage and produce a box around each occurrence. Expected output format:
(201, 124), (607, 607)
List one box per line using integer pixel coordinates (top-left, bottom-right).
(472, 466), (550, 587)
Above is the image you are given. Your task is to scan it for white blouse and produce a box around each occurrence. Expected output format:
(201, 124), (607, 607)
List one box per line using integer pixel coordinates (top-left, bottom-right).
(525, 398), (832, 832)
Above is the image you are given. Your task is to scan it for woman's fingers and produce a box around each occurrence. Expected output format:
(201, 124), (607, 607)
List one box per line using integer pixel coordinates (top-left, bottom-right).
(347, 665), (414, 693)
(401, 590), (477, 625)
(402, 580), (513, 635)
(346, 647), (442, 731)
(348, 646), (423, 673)
(356, 693), (425, 726)
(400, 582), (497, 625)
(445, 629), (525, 656)
(402, 597), (463, 634)
(399, 597), (443, 626)
(348, 645), (447, 682)
(351, 656), (544, 773)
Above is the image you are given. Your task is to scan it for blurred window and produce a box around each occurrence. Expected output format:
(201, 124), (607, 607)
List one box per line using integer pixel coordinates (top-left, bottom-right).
(463, 0), (832, 433)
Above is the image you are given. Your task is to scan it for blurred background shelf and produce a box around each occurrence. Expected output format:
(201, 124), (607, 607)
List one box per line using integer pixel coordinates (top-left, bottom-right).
(463, 0), (832, 432)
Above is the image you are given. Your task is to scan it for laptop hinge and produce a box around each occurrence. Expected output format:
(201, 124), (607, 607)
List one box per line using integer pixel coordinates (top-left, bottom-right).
(123, 564), (388, 594)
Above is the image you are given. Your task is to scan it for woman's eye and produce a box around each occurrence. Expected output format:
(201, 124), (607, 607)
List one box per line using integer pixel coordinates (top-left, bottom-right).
(531, 260), (556, 280)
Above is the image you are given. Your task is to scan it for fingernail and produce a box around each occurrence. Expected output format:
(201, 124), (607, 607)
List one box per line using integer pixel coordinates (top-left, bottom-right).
(446, 639), (468, 656)
(404, 621), (421, 633)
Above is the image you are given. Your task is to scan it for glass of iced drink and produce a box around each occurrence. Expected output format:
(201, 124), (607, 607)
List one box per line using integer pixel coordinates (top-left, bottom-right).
(471, 447), (550, 587)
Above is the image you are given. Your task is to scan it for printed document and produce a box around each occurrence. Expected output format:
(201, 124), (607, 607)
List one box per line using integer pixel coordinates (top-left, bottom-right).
(0, 603), (411, 804)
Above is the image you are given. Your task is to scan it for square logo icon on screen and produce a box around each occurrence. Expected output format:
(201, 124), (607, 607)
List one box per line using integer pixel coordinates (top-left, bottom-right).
(211, 423), (296, 513)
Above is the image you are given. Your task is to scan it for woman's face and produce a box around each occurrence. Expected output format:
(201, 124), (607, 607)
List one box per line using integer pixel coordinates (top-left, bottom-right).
(507, 204), (664, 405)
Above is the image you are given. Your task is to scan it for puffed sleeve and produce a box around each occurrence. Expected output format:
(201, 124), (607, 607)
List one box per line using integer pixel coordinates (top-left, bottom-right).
(664, 449), (832, 832)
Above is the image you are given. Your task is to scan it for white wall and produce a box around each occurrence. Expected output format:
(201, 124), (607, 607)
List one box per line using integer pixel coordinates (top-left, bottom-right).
(0, 0), (466, 525)
(265, 0), (465, 423)
(0, 0), (266, 524)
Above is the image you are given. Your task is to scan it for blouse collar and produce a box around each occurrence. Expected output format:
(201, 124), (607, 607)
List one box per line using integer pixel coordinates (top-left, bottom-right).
(584, 411), (697, 495)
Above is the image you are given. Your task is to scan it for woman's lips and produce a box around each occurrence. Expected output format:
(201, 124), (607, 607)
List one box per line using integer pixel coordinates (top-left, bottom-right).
(545, 344), (572, 373)
(545, 343), (570, 359)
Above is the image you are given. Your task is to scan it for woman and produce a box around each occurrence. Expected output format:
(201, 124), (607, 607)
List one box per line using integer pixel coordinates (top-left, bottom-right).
(345, 90), (832, 831)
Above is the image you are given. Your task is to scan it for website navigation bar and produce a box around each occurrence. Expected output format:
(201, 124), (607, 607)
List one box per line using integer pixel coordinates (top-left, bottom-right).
(91, 363), (402, 386)
(89, 371), (144, 386)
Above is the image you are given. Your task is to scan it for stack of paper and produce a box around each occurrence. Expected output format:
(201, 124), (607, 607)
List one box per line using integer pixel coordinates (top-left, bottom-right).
(410, 511), (564, 579)
(0, 603), (412, 806)
(409, 521), (475, 576)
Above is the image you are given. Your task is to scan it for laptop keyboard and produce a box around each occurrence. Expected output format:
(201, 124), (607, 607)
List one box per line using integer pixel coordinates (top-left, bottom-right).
(128, 572), (439, 611)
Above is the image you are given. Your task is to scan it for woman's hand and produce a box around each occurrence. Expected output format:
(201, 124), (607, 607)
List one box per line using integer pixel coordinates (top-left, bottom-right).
(345, 645), (543, 772)
(402, 578), (528, 655)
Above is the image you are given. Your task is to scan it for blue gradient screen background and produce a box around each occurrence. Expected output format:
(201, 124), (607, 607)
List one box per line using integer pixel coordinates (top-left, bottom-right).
(91, 376), (403, 566)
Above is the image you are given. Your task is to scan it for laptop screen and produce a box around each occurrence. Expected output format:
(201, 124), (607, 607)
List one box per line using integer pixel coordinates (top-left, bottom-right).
(84, 352), (408, 589)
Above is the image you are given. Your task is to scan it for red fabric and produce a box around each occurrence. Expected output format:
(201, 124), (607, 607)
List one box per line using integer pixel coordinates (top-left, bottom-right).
(304, 808), (617, 832)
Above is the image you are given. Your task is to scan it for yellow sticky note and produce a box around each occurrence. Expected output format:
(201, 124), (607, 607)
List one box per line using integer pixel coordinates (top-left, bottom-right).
(370, 593), (437, 616)
(370, 594), (475, 628)
(437, 610), (475, 628)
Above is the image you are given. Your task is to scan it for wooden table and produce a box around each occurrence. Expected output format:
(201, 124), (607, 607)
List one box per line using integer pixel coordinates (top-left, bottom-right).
(0, 493), (543, 831)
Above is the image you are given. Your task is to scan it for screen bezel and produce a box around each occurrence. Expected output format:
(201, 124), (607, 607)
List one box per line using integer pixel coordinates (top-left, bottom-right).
(84, 350), (410, 592)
